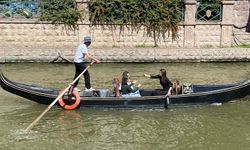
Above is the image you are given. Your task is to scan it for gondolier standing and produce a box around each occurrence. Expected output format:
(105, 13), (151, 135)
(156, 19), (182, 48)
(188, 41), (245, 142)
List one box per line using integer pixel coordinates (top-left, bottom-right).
(73, 36), (100, 91)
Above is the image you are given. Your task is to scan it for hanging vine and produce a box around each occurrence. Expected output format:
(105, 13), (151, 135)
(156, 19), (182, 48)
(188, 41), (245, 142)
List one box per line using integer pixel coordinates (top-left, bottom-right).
(89, 0), (184, 46)
(39, 0), (82, 30)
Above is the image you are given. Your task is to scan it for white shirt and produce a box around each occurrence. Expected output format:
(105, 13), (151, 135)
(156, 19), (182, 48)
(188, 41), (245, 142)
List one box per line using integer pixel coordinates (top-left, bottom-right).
(74, 43), (88, 63)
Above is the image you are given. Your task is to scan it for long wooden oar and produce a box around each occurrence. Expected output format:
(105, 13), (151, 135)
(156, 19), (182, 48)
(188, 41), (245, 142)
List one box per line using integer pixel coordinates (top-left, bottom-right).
(25, 61), (95, 132)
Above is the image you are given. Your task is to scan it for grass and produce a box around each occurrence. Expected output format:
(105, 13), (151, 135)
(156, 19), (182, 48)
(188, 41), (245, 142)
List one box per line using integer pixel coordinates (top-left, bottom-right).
(135, 44), (158, 48)
(234, 44), (250, 48)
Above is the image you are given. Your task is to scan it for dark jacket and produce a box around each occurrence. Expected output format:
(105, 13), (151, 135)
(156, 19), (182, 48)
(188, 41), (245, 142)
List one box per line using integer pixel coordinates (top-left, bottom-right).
(150, 75), (173, 91)
(121, 84), (140, 95)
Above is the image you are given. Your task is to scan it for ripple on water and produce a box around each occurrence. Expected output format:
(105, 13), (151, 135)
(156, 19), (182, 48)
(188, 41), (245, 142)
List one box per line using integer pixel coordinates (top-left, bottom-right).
(1, 63), (250, 150)
(9, 129), (41, 141)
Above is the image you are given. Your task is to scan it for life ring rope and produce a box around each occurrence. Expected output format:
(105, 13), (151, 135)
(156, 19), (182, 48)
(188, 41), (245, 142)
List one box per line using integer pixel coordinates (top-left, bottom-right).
(58, 88), (80, 110)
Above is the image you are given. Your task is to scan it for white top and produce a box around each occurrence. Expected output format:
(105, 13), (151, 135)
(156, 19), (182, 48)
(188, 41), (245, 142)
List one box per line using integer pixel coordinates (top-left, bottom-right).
(73, 43), (88, 63)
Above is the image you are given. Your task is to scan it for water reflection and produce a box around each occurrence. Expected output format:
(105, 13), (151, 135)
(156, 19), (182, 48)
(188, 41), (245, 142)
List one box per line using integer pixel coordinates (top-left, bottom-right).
(1, 103), (250, 150)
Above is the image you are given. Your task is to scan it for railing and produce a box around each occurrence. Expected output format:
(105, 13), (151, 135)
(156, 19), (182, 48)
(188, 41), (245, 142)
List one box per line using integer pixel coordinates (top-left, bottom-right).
(178, 4), (185, 22)
(196, 3), (222, 22)
(0, 0), (38, 18)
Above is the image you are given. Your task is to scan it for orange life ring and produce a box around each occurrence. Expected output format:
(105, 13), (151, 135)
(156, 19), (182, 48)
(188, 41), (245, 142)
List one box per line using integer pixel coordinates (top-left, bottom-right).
(58, 88), (81, 110)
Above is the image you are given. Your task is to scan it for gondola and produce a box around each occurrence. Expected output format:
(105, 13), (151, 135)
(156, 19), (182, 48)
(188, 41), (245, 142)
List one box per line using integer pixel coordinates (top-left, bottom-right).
(1, 71), (250, 109)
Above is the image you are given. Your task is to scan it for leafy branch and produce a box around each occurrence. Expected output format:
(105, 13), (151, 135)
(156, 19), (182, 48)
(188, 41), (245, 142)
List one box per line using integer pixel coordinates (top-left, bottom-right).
(89, 0), (184, 47)
(39, 0), (81, 30)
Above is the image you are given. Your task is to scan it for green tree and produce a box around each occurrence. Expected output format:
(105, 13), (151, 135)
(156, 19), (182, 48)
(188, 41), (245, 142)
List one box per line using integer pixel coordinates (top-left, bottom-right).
(39, 0), (81, 30)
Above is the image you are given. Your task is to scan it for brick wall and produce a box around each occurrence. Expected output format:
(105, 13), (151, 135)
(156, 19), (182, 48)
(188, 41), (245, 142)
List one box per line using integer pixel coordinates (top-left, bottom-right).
(195, 24), (221, 47)
(0, 23), (78, 50)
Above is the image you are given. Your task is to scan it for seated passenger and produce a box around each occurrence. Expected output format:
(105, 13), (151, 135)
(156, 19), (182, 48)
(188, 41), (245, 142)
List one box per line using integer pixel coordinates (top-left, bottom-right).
(121, 71), (141, 97)
(112, 78), (121, 97)
(167, 79), (182, 96)
(144, 68), (173, 95)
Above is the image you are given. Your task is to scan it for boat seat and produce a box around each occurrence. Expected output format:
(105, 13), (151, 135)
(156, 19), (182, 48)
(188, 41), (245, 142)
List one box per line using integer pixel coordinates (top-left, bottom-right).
(182, 83), (193, 94)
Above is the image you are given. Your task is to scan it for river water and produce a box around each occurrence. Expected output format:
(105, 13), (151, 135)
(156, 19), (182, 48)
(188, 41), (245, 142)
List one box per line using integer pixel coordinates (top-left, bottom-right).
(0, 62), (250, 150)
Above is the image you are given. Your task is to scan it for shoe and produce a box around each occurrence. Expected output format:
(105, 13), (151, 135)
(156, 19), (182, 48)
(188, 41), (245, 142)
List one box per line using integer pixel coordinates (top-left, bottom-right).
(74, 87), (81, 92)
(85, 87), (95, 91)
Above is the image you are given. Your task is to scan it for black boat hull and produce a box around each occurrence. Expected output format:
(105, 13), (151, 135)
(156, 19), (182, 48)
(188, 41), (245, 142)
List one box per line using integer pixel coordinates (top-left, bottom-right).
(1, 71), (250, 108)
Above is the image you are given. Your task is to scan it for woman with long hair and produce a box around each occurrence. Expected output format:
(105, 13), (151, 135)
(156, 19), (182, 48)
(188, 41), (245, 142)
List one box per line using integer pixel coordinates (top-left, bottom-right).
(121, 71), (141, 95)
(144, 68), (173, 94)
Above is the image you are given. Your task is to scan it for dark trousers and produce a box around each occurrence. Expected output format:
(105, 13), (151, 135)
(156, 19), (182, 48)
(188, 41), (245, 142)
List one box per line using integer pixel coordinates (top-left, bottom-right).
(73, 62), (91, 89)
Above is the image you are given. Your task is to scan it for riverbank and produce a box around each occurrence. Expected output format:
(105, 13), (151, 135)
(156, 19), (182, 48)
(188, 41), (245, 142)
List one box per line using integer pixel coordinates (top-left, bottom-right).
(0, 47), (250, 63)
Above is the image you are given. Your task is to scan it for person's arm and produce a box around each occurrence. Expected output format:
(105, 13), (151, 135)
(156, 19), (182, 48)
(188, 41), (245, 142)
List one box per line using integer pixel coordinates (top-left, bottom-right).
(121, 85), (133, 94)
(132, 80), (138, 84)
(144, 74), (160, 79)
(144, 73), (151, 78)
(166, 78), (173, 96)
(167, 87), (172, 96)
(130, 85), (140, 93)
(86, 52), (101, 63)
(123, 84), (140, 93)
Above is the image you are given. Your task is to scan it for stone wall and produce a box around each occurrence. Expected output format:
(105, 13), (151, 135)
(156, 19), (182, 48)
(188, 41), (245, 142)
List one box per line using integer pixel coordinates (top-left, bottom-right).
(88, 26), (185, 48)
(232, 0), (250, 45)
(233, 0), (249, 28)
(0, 0), (249, 62)
(0, 22), (79, 62)
(0, 23), (79, 50)
(84, 47), (250, 62)
(195, 24), (221, 47)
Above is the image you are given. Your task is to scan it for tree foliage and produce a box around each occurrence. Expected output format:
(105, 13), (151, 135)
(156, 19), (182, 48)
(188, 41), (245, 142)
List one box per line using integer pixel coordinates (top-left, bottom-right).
(89, 0), (184, 46)
(39, 0), (81, 30)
